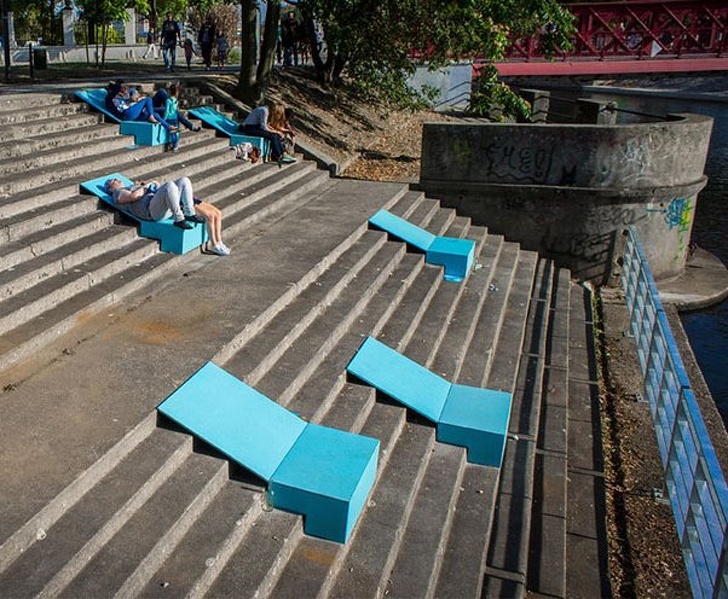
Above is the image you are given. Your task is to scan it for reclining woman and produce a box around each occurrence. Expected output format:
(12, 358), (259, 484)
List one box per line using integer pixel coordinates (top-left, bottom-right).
(238, 100), (296, 164)
(104, 81), (177, 132)
(104, 175), (231, 256)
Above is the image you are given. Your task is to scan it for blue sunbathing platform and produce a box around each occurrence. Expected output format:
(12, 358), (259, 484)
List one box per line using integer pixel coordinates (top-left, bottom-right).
(369, 209), (476, 282)
(158, 362), (379, 543)
(347, 336), (512, 468)
(188, 105), (271, 158)
(75, 89), (170, 147)
(80, 173), (207, 255)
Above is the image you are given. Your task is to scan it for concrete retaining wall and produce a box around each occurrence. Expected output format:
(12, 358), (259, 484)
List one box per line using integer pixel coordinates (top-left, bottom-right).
(419, 114), (713, 283)
(1, 44), (150, 65)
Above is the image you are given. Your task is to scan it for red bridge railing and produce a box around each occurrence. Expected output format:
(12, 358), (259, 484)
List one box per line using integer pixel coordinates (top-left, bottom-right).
(507, 0), (728, 61)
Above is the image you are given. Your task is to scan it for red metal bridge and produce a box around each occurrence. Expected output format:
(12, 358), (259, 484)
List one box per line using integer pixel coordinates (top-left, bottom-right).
(496, 0), (728, 76)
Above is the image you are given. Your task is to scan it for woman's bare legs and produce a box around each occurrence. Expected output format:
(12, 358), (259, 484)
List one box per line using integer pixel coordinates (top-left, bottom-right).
(194, 201), (223, 246)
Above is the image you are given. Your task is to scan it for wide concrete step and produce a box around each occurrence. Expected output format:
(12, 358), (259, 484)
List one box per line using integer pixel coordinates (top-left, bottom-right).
(0, 121), (119, 162)
(0, 133), (228, 197)
(0, 236), (158, 336)
(59, 450), (228, 598)
(0, 426), (194, 598)
(249, 203), (457, 405)
(0, 177), (412, 593)
(0, 221), (138, 300)
(0, 112), (104, 147)
(0, 101), (85, 126)
(0, 210), (113, 272)
(0, 92), (67, 114)
(0, 130), (134, 176)
(222, 193), (437, 389)
(0, 249), (176, 370)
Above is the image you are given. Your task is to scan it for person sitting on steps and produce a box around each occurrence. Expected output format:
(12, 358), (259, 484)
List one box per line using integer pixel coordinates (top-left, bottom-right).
(238, 100), (296, 164)
(159, 83), (202, 151)
(151, 83), (202, 133)
(104, 176), (204, 230)
(270, 105), (297, 154)
(105, 81), (178, 133)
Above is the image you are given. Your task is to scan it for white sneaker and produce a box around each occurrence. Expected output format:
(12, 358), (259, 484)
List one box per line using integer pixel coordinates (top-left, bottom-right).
(212, 243), (230, 256)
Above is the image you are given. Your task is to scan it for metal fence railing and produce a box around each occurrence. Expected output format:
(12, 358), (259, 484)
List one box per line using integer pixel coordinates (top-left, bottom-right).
(622, 225), (728, 598)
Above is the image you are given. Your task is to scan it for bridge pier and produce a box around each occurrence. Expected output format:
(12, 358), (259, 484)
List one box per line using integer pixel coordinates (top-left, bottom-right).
(418, 113), (713, 284)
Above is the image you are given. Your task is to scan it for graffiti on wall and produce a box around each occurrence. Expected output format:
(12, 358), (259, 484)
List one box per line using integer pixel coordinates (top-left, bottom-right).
(647, 197), (693, 232)
(483, 143), (555, 184)
(646, 197), (694, 261)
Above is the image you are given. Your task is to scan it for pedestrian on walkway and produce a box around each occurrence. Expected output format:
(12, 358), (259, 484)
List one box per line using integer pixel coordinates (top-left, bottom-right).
(160, 12), (181, 71)
(281, 12), (299, 67)
(142, 29), (158, 59)
(183, 38), (196, 70)
(198, 18), (216, 70)
(216, 33), (229, 69)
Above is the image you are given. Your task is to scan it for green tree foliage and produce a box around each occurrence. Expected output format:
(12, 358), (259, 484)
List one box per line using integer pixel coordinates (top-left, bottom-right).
(75, 0), (149, 66)
(297, 0), (573, 111)
(188, 3), (237, 42)
(9, 0), (65, 45)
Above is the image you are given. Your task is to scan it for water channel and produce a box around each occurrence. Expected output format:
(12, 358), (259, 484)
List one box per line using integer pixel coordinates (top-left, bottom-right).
(585, 80), (728, 424)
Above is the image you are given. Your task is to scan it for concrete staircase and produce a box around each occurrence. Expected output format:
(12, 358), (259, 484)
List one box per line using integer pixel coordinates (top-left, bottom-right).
(0, 88), (608, 598)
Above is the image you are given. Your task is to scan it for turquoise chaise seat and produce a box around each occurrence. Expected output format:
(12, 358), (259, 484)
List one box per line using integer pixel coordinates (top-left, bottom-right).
(369, 209), (476, 282)
(347, 336), (512, 468)
(74, 89), (170, 147)
(157, 362), (379, 543)
(188, 105), (271, 159)
(80, 173), (207, 255)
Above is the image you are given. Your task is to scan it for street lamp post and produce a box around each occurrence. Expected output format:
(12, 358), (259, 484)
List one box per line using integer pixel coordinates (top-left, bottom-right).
(1, 0), (11, 81)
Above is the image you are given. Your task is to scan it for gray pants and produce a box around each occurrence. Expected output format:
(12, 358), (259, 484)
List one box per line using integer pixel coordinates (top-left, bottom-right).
(148, 177), (195, 221)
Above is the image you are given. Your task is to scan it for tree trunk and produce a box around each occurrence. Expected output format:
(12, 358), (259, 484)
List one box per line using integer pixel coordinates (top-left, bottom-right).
(303, 17), (326, 83)
(149, 0), (157, 31)
(100, 22), (107, 67)
(255, 0), (279, 100)
(237, 0), (257, 104)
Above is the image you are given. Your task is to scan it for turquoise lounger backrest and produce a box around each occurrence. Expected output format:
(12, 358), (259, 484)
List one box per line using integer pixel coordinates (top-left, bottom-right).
(75, 89), (121, 123)
(188, 106), (240, 136)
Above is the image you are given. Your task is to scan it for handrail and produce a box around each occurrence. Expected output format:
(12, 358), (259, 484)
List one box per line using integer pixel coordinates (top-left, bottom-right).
(622, 226), (728, 598)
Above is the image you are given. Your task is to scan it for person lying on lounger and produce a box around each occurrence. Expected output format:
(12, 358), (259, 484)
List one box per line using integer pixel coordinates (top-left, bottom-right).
(104, 176), (231, 256)
(104, 176), (203, 230)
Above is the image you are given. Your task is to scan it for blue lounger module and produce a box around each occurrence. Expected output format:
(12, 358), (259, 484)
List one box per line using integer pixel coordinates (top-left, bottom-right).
(347, 336), (512, 468)
(157, 362), (379, 544)
(369, 208), (475, 282)
(188, 105), (271, 158)
(74, 89), (169, 147)
(80, 173), (207, 255)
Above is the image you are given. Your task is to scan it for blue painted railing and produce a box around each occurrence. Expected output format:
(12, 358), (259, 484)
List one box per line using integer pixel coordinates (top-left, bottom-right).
(622, 226), (728, 599)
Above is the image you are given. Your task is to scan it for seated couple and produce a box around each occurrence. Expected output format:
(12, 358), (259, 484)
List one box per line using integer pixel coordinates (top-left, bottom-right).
(104, 80), (200, 133)
(238, 100), (297, 164)
(105, 80), (176, 131)
(104, 175), (231, 256)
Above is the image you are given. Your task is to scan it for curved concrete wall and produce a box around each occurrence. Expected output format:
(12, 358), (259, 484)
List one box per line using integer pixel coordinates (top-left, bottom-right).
(419, 114), (713, 283)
